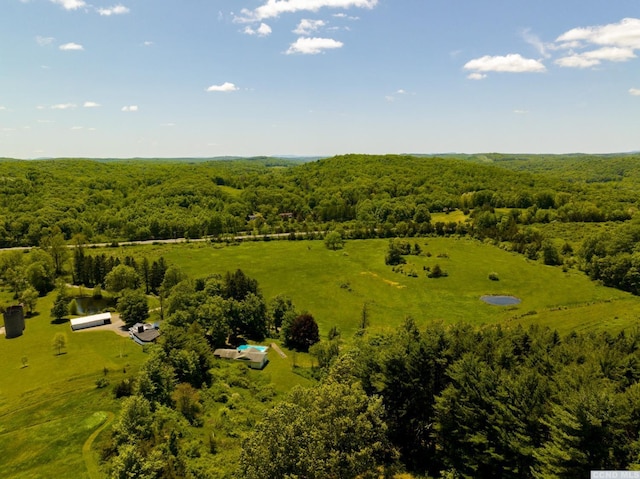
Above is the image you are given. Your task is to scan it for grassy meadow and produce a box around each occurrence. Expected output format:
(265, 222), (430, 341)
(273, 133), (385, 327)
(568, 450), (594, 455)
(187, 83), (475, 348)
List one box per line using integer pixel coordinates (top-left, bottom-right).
(103, 237), (639, 336)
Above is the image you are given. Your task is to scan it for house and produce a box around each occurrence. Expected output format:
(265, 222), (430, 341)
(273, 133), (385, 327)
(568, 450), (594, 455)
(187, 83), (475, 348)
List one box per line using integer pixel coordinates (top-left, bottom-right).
(129, 322), (160, 345)
(70, 312), (111, 331)
(213, 347), (268, 370)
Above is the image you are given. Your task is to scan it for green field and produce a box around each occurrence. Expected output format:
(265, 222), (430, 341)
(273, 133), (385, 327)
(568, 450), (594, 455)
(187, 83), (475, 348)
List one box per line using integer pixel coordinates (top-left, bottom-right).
(105, 237), (639, 336)
(2, 236), (639, 478)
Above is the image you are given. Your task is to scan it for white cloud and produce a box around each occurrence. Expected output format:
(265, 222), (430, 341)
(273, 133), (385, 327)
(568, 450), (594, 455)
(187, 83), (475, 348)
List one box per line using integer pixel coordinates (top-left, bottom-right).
(36, 36), (55, 46)
(286, 37), (344, 54)
(236, 0), (377, 22)
(556, 17), (640, 50)
(71, 126), (84, 130)
(51, 103), (76, 109)
(50, 0), (86, 10)
(467, 72), (487, 80)
(121, 105), (138, 112)
(0, 106), (6, 111)
(555, 47), (636, 68)
(513, 109), (529, 114)
(206, 82), (239, 92)
(294, 19), (326, 35)
(630, 88), (640, 96)
(521, 28), (550, 58)
(97, 4), (130, 16)
(143, 41), (154, 46)
(555, 55), (598, 68)
(59, 42), (84, 51)
(83, 101), (101, 108)
(243, 23), (272, 36)
(464, 54), (546, 73)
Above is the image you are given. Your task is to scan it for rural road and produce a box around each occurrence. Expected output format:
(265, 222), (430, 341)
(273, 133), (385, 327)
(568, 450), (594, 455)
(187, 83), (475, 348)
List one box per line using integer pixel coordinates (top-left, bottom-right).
(0, 231), (310, 252)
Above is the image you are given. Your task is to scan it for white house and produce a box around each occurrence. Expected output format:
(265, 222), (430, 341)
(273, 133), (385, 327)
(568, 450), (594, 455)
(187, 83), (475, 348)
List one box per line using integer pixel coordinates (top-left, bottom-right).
(213, 347), (268, 370)
(129, 323), (161, 345)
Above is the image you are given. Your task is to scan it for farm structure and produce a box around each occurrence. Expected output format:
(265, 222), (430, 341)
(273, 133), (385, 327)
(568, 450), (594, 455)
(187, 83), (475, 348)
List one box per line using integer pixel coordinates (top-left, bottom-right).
(70, 312), (112, 331)
(4, 305), (25, 339)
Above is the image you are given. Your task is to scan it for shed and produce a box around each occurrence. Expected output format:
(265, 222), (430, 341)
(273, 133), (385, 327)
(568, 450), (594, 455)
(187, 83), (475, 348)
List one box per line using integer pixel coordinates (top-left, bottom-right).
(70, 312), (112, 331)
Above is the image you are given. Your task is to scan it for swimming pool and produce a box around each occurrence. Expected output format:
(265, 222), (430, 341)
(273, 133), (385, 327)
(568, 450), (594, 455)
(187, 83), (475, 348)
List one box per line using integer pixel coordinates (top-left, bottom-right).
(237, 344), (269, 352)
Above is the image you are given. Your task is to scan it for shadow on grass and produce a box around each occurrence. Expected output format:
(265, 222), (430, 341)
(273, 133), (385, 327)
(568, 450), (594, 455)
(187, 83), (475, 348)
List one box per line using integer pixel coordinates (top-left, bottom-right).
(50, 317), (70, 325)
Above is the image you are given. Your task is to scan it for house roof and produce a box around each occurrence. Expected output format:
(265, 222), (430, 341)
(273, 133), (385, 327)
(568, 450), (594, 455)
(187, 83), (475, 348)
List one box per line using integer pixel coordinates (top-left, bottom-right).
(214, 348), (267, 362)
(131, 328), (160, 343)
(214, 348), (239, 359)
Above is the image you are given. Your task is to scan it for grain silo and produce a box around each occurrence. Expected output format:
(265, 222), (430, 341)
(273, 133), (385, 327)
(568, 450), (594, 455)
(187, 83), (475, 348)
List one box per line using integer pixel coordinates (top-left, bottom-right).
(4, 304), (25, 339)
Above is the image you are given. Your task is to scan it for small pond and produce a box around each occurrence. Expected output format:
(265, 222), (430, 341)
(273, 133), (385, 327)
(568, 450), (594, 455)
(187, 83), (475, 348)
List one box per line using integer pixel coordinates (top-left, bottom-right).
(481, 295), (522, 306)
(73, 297), (115, 315)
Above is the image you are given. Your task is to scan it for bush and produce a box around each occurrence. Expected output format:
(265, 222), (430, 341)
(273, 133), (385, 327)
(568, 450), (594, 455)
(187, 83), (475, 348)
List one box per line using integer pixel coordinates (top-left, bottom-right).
(96, 377), (110, 389)
(113, 378), (134, 398)
(488, 272), (500, 281)
(427, 264), (448, 278)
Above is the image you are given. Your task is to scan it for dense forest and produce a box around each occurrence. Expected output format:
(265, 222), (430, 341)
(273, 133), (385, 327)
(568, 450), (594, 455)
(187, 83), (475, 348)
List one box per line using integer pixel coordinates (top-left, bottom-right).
(0, 154), (637, 247)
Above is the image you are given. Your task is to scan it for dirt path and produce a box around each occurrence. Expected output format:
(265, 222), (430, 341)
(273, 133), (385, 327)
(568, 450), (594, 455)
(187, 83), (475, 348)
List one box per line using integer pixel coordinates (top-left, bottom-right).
(82, 411), (115, 479)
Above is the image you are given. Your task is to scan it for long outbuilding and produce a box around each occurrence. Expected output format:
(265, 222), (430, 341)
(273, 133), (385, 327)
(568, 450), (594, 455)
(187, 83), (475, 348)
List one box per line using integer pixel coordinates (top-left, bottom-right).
(70, 312), (112, 331)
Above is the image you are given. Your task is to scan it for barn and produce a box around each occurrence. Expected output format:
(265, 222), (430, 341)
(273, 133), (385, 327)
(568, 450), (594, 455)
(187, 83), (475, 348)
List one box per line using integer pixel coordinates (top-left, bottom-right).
(70, 312), (112, 331)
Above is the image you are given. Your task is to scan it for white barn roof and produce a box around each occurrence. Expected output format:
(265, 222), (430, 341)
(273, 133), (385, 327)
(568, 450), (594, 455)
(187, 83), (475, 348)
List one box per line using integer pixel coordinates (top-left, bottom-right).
(70, 312), (111, 330)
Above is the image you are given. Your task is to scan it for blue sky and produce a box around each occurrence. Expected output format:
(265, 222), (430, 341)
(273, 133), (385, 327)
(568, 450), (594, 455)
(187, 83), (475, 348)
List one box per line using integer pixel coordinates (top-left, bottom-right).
(1, 0), (639, 158)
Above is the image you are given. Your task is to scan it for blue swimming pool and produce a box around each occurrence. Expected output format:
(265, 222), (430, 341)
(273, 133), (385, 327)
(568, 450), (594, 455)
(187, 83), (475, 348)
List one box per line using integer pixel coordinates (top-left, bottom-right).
(237, 344), (269, 352)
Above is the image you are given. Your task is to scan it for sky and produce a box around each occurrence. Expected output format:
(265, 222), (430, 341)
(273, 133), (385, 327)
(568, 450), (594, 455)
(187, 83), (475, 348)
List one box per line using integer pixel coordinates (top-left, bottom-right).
(1, 0), (640, 158)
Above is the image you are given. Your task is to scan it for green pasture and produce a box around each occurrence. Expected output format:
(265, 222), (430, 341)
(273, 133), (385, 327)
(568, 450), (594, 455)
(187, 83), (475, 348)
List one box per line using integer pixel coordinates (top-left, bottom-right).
(109, 237), (639, 336)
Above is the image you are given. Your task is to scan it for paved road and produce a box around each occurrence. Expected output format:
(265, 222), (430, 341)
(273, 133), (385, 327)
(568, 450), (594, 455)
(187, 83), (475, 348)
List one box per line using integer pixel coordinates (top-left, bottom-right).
(0, 231), (307, 252)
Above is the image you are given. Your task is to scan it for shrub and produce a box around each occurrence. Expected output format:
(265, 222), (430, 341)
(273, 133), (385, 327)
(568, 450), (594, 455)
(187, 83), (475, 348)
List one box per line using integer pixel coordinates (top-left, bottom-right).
(488, 272), (500, 281)
(427, 264), (448, 278)
(113, 378), (134, 398)
(96, 377), (110, 389)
